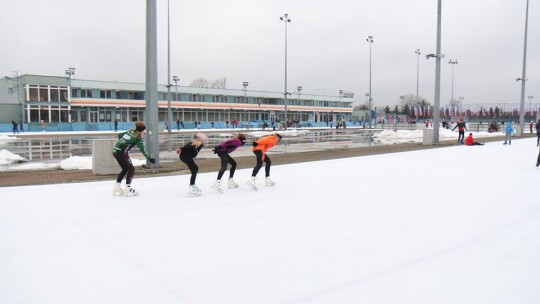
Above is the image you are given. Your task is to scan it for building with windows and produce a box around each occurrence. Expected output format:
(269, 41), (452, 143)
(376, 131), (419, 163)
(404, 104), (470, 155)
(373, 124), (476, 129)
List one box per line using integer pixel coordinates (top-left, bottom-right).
(0, 74), (354, 130)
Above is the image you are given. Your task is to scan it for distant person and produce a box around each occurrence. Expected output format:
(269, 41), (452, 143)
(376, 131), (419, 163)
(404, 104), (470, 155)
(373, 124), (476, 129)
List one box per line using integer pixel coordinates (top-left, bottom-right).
(40, 120), (46, 132)
(11, 120), (19, 134)
(536, 119), (540, 146)
(112, 121), (156, 196)
(18, 120), (24, 132)
(176, 119), (181, 131)
(503, 122), (515, 145)
(247, 133), (282, 190)
(114, 119), (118, 132)
(530, 121), (534, 133)
(176, 133), (208, 196)
(211, 133), (246, 192)
(452, 119), (468, 144)
(465, 133), (484, 146)
(164, 121), (169, 131)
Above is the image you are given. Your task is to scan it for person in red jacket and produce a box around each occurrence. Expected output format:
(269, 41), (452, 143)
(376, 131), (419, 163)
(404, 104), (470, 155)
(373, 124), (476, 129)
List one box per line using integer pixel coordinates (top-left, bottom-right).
(247, 133), (282, 190)
(452, 119), (468, 144)
(465, 133), (484, 146)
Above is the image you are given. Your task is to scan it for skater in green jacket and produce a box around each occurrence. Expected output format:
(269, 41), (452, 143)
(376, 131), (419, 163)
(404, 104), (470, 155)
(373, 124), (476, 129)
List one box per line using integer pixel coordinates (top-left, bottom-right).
(112, 121), (155, 196)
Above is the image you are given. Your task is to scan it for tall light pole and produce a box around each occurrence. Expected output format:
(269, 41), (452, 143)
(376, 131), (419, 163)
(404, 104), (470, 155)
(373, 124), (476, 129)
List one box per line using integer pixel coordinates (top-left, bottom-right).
(415, 49), (420, 107)
(173, 75), (179, 119)
(243, 81), (249, 103)
(366, 35), (374, 124)
(280, 13), (291, 130)
(166, 0), (172, 135)
(297, 86), (302, 107)
(448, 59), (458, 104)
(518, 0), (530, 136)
(65, 67), (75, 123)
(146, 0), (159, 167)
(529, 95), (534, 119)
(425, 0), (443, 144)
(172, 76), (179, 99)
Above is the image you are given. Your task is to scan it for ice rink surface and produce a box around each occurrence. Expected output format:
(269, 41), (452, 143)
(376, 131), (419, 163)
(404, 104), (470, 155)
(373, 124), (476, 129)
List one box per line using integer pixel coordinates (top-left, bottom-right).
(2, 138), (540, 304)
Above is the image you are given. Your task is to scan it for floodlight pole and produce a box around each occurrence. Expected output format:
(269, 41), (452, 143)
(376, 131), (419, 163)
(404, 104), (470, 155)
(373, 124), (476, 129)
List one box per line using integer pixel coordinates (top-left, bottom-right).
(432, 0), (442, 144)
(280, 13), (291, 130)
(518, 0), (530, 136)
(146, 0), (159, 167)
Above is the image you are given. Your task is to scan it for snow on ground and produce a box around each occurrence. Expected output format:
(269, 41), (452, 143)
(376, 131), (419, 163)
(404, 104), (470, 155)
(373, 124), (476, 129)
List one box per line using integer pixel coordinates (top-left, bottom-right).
(0, 149), (27, 165)
(1, 137), (539, 304)
(373, 128), (501, 145)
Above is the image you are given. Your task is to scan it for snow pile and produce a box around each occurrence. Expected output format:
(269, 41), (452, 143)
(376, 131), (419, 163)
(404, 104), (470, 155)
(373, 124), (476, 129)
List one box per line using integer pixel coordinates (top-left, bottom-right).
(249, 129), (309, 138)
(0, 134), (18, 146)
(0, 149), (28, 165)
(7, 163), (60, 171)
(59, 156), (92, 170)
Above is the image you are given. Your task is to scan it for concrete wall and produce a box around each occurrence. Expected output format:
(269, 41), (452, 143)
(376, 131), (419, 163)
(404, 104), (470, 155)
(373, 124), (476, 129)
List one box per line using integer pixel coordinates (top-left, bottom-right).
(92, 139), (120, 175)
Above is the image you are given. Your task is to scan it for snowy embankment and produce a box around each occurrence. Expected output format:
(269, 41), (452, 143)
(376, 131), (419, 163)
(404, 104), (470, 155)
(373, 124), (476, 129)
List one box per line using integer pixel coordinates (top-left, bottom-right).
(373, 128), (502, 145)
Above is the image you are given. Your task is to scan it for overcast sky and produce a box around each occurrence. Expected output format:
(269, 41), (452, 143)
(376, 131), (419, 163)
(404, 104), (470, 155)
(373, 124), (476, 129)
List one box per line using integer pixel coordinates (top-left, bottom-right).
(1, 0), (538, 107)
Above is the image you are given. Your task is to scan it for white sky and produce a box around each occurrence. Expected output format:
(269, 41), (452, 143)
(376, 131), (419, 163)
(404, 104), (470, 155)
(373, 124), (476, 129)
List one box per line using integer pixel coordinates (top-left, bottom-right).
(1, 0), (538, 107)
(1, 136), (539, 303)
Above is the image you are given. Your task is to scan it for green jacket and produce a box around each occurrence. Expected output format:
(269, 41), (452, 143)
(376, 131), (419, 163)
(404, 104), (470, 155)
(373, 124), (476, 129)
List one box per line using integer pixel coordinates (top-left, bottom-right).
(113, 130), (151, 159)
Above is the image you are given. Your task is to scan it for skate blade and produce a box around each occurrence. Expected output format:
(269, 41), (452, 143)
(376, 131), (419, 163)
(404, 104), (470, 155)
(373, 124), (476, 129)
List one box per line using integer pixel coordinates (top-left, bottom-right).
(188, 190), (202, 197)
(212, 186), (224, 193)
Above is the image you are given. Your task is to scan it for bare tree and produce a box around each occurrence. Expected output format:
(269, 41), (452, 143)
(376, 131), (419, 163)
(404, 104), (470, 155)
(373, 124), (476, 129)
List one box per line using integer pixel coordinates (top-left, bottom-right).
(190, 78), (211, 88)
(190, 77), (227, 89)
(211, 77), (227, 89)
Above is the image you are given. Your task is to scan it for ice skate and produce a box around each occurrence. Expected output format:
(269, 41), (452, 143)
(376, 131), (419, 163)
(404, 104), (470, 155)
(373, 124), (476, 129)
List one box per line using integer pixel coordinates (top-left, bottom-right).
(124, 184), (138, 196)
(265, 177), (276, 187)
(228, 178), (239, 188)
(188, 185), (202, 197)
(246, 177), (258, 191)
(113, 182), (124, 196)
(211, 180), (224, 193)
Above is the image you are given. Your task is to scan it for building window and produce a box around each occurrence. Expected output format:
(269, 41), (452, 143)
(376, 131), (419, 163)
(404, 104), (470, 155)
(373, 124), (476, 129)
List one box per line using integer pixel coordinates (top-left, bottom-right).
(213, 95), (224, 103)
(100, 90), (112, 98)
(60, 88), (68, 102)
(50, 86), (60, 102)
(39, 88), (48, 101)
(81, 89), (93, 98)
(29, 87), (39, 101)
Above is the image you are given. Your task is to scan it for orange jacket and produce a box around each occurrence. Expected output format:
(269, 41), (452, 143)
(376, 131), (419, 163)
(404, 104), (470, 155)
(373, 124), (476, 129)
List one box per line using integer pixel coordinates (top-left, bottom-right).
(465, 135), (474, 146)
(253, 135), (279, 160)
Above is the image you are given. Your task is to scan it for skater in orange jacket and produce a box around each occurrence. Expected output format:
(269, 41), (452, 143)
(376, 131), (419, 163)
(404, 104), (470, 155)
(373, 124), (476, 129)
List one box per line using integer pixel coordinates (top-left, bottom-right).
(247, 133), (282, 190)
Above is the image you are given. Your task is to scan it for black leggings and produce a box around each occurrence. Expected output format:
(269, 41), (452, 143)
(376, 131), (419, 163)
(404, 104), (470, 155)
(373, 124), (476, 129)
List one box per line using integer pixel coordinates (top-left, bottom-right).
(114, 152), (134, 185)
(458, 131), (465, 142)
(180, 155), (198, 185)
(251, 150), (271, 178)
(217, 152), (237, 180)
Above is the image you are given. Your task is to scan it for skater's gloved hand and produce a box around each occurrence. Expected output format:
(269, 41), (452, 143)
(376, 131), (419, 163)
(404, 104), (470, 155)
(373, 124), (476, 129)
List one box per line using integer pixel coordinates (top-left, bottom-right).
(149, 158), (156, 164)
